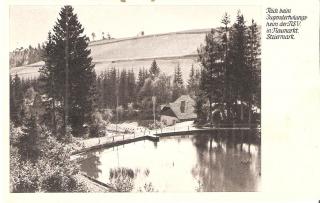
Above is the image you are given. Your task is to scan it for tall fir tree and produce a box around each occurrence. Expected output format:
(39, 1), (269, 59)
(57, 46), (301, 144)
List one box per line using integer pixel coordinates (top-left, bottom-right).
(18, 113), (40, 162)
(246, 19), (261, 124)
(198, 29), (224, 124)
(38, 32), (58, 132)
(40, 6), (96, 137)
(149, 59), (160, 79)
(172, 63), (185, 101)
(127, 69), (136, 104)
(109, 67), (119, 109)
(10, 74), (24, 126)
(221, 13), (232, 120)
(187, 64), (197, 97)
(229, 11), (249, 121)
(118, 69), (128, 107)
(137, 68), (145, 93)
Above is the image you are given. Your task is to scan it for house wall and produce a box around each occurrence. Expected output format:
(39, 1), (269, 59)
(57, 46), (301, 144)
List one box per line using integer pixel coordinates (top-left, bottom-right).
(160, 115), (179, 126)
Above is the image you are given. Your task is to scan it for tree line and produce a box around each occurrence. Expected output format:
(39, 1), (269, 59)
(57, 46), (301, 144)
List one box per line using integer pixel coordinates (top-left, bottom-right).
(10, 45), (44, 68)
(10, 58), (201, 134)
(196, 11), (261, 126)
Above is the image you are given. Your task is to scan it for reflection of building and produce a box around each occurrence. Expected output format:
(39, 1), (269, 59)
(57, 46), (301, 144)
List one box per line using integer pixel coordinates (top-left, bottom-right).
(160, 95), (197, 125)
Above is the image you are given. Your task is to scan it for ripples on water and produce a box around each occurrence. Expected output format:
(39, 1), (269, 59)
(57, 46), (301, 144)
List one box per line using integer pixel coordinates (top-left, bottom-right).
(79, 130), (261, 192)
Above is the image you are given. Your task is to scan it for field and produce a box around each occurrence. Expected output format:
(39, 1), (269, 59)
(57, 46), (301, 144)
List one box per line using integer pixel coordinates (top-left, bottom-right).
(10, 29), (212, 81)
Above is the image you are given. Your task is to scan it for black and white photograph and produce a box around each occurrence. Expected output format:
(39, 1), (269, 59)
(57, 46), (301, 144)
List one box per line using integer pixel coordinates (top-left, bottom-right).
(8, 4), (263, 193)
(2, 0), (320, 202)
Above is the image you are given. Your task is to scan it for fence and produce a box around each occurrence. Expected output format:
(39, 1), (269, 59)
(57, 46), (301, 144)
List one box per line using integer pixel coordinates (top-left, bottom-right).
(80, 122), (260, 151)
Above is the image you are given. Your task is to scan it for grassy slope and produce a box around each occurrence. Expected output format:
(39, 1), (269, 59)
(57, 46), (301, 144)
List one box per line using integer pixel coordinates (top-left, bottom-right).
(10, 29), (211, 81)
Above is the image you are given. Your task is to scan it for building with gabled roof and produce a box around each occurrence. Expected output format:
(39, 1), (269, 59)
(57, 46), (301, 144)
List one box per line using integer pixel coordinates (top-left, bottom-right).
(160, 95), (197, 126)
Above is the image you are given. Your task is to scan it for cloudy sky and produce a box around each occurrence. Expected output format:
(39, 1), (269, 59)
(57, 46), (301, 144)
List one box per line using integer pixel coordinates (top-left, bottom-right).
(9, 5), (261, 51)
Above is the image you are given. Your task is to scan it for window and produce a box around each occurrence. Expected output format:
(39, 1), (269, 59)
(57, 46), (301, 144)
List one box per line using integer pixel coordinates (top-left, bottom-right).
(180, 101), (186, 113)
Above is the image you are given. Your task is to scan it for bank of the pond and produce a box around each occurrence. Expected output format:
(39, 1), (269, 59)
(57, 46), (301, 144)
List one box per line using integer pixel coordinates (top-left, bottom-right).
(70, 121), (194, 155)
(75, 174), (110, 192)
(70, 120), (260, 156)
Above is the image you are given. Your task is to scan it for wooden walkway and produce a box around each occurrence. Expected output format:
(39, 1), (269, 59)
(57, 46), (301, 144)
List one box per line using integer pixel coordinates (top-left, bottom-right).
(155, 127), (259, 137)
(71, 135), (159, 155)
(71, 122), (259, 156)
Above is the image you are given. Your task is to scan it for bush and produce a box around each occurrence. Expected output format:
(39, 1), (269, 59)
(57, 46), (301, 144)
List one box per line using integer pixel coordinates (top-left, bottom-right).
(89, 110), (107, 137)
(10, 131), (88, 192)
(109, 167), (135, 192)
(148, 120), (162, 130)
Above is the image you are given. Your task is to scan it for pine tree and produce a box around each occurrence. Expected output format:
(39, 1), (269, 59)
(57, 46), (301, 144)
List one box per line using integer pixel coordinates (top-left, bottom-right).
(172, 63), (185, 101)
(187, 64), (197, 96)
(127, 69), (136, 104)
(109, 67), (118, 108)
(18, 114), (40, 162)
(221, 13), (232, 120)
(96, 73), (104, 108)
(10, 74), (24, 126)
(137, 68), (145, 92)
(149, 59), (160, 79)
(40, 6), (96, 137)
(198, 29), (224, 124)
(194, 90), (207, 124)
(246, 19), (261, 124)
(39, 32), (58, 132)
(119, 69), (128, 107)
(229, 11), (249, 121)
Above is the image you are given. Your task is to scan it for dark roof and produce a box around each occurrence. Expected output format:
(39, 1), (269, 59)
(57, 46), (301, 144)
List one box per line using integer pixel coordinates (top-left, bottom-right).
(160, 107), (177, 118)
(160, 95), (197, 120)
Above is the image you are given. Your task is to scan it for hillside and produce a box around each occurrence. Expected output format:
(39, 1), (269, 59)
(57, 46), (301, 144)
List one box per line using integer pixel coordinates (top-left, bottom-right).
(10, 29), (213, 82)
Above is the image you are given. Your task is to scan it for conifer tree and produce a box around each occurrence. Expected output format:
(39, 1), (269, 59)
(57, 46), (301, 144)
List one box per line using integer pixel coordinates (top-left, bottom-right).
(246, 19), (261, 124)
(18, 114), (40, 162)
(127, 69), (136, 104)
(172, 63), (185, 101)
(137, 68), (145, 92)
(109, 67), (118, 108)
(119, 69), (128, 107)
(40, 6), (96, 137)
(187, 64), (197, 96)
(221, 13), (232, 119)
(149, 59), (160, 79)
(198, 29), (224, 124)
(10, 74), (24, 126)
(229, 11), (249, 121)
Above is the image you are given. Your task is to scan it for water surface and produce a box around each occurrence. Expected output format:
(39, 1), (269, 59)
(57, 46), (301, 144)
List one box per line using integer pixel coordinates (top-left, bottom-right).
(79, 130), (261, 192)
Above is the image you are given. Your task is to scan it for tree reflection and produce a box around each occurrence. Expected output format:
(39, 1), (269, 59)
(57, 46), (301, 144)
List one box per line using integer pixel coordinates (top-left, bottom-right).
(191, 130), (261, 192)
(79, 151), (102, 179)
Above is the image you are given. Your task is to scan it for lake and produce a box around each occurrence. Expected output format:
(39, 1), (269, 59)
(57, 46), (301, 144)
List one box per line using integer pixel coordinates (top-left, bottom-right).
(79, 130), (261, 192)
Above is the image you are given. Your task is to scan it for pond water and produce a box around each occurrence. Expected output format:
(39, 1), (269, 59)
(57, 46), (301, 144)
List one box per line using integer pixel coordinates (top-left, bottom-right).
(79, 130), (261, 192)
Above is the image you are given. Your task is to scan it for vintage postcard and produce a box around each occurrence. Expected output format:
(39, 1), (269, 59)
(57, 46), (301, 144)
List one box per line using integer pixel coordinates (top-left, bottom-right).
(2, 0), (320, 202)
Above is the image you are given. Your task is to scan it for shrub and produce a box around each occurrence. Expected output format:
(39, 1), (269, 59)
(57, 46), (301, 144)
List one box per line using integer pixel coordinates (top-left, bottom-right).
(89, 110), (107, 137)
(109, 167), (135, 192)
(10, 129), (88, 192)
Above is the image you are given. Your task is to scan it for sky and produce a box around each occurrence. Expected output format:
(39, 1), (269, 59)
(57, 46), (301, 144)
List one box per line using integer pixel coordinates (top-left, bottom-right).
(9, 5), (261, 51)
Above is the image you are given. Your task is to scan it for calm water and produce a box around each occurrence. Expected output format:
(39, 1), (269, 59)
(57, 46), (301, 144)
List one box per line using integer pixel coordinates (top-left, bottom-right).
(79, 130), (261, 192)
